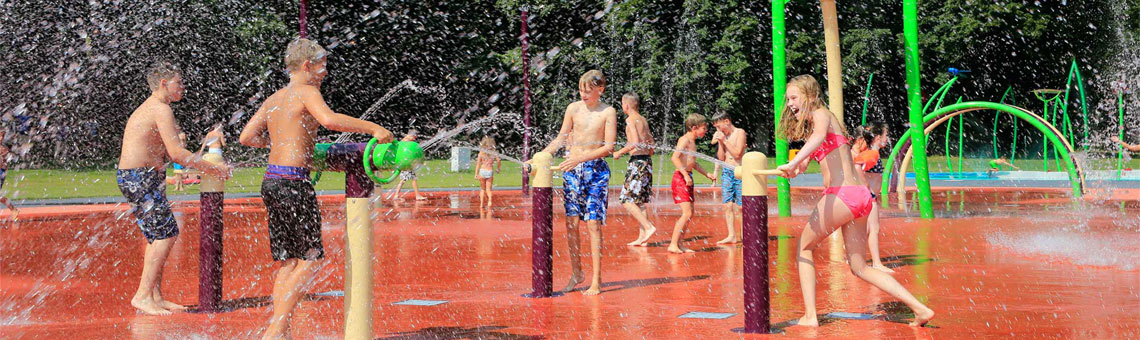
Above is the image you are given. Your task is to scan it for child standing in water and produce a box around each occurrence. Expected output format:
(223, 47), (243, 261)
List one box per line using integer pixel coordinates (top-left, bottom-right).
(710, 112), (746, 245)
(851, 122), (894, 273)
(474, 136), (501, 207)
(239, 38), (393, 340)
(540, 69), (617, 295)
(171, 132), (188, 191)
(117, 61), (233, 315)
(0, 130), (19, 219)
(613, 92), (658, 246)
(776, 75), (934, 327)
(667, 114), (716, 253)
(389, 130), (427, 201)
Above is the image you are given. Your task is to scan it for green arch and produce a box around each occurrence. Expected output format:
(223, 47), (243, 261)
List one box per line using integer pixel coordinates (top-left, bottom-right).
(881, 101), (1086, 203)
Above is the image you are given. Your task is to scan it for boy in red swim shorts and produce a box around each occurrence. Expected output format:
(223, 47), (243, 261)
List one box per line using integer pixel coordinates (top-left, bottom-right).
(667, 114), (715, 253)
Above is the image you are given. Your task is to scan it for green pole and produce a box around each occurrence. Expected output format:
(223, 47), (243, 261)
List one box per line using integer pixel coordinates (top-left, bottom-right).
(995, 86), (1014, 159)
(772, 0), (791, 217)
(1012, 114), (1019, 163)
(862, 73), (874, 125)
(1042, 98), (1050, 171)
(957, 97), (964, 173)
(903, 0), (934, 218)
(1064, 60), (1090, 148)
(945, 116), (953, 171)
(1119, 92), (1126, 179)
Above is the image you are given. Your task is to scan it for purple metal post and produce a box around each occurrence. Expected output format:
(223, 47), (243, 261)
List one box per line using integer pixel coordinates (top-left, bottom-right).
(326, 143), (373, 198)
(742, 195), (770, 333)
(197, 192), (225, 312)
(528, 187), (553, 297)
(520, 9), (532, 196)
(298, 0), (308, 38)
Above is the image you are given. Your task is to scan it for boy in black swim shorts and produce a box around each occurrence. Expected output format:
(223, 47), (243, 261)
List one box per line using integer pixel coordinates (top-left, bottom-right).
(613, 92), (657, 247)
(239, 37), (393, 340)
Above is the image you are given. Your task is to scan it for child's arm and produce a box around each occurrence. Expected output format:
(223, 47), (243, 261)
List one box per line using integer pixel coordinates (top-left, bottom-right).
(671, 137), (693, 185)
(239, 105), (270, 148)
(155, 107), (231, 179)
(541, 105), (575, 155)
(723, 129), (747, 160)
(1112, 136), (1140, 152)
(558, 108), (617, 171)
(613, 117), (639, 159)
(694, 160), (715, 181)
(496, 156), (502, 173)
(777, 110), (832, 175)
(300, 86), (393, 143)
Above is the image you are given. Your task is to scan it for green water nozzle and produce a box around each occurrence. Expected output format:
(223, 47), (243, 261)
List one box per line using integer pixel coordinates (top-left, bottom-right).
(364, 139), (425, 184)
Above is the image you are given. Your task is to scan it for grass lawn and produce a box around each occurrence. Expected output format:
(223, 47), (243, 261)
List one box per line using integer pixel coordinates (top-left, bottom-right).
(4, 156), (1136, 201)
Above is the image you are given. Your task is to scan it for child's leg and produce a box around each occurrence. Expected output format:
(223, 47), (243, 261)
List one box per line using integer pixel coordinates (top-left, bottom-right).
(842, 218), (934, 327)
(0, 196), (18, 217)
(667, 202), (694, 253)
(717, 202), (739, 244)
(390, 179), (405, 200)
(622, 202), (655, 246)
(866, 203), (894, 273)
(477, 179), (486, 207)
(150, 263), (186, 311)
(583, 220), (603, 295)
(412, 179), (425, 200)
(485, 178), (494, 207)
(563, 217), (585, 291)
(264, 259), (319, 340)
(795, 196), (854, 327)
(132, 238), (177, 315)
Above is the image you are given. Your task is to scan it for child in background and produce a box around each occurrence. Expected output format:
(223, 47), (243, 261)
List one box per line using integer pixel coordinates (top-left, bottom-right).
(666, 114), (716, 253)
(475, 136), (501, 208)
(0, 129), (19, 219)
(851, 122), (894, 273)
(389, 130), (427, 201)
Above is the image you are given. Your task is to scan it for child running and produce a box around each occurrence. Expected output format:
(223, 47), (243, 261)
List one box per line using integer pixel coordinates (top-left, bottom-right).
(389, 130), (427, 201)
(710, 112), (746, 245)
(0, 130), (18, 219)
(540, 69), (617, 295)
(612, 92), (657, 246)
(171, 132), (188, 191)
(117, 61), (232, 315)
(667, 114), (716, 253)
(851, 122), (894, 273)
(474, 136), (501, 207)
(775, 74), (934, 327)
(238, 38), (393, 340)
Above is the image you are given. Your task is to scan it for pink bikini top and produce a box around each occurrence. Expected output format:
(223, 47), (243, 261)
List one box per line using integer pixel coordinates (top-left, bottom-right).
(808, 133), (849, 162)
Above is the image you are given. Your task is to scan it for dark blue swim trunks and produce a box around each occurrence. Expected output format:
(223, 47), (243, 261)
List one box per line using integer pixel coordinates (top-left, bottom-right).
(117, 167), (178, 243)
(262, 165), (324, 261)
(562, 158), (610, 224)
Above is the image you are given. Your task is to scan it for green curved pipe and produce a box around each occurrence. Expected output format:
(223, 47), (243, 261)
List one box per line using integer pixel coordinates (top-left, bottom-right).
(995, 86), (1015, 159)
(861, 73), (874, 125)
(1063, 60), (1090, 148)
(881, 101), (1085, 204)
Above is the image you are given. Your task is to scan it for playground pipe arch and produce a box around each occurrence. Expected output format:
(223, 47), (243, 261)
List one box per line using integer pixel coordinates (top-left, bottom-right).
(880, 102), (1087, 204)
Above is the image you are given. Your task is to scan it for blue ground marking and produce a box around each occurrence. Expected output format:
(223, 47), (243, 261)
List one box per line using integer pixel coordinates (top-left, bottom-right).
(678, 312), (736, 319)
(314, 290), (344, 297)
(392, 299), (449, 306)
(824, 312), (876, 320)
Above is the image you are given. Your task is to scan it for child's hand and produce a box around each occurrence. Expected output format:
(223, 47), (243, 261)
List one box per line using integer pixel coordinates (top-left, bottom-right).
(712, 130), (725, 141)
(613, 150), (623, 159)
(684, 173), (693, 186)
(776, 163), (797, 178)
(372, 127), (394, 144)
(209, 163), (234, 181)
(558, 156), (584, 172)
(1111, 136), (1122, 144)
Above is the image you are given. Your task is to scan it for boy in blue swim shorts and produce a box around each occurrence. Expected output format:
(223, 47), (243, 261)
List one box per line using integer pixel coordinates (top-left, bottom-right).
(711, 112), (746, 245)
(542, 69), (617, 296)
(117, 61), (233, 315)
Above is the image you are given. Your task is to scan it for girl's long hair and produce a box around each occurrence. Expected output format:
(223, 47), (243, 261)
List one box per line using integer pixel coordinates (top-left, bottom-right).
(777, 75), (835, 141)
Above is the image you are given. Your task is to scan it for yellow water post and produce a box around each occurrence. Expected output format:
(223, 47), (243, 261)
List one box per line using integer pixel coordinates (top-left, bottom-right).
(821, 0), (845, 119)
(736, 151), (782, 333)
(526, 152), (555, 297)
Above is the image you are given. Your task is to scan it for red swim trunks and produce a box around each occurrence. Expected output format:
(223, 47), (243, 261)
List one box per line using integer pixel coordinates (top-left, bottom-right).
(671, 171), (695, 204)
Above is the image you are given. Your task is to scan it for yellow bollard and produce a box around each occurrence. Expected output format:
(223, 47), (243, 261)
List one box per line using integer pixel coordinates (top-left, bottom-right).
(734, 151), (781, 333)
(526, 152), (555, 297)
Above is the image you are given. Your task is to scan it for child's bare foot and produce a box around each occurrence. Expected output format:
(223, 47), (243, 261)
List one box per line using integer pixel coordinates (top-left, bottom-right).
(626, 229), (646, 246)
(416, 195), (427, 200)
(872, 264), (895, 273)
(716, 235), (740, 244)
(131, 296), (171, 316)
(667, 245), (694, 254)
(157, 299), (187, 311)
(910, 308), (935, 327)
(795, 314), (819, 327)
(562, 273), (585, 292)
(583, 285), (601, 296)
(10, 210), (18, 220)
(635, 226), (656, 246)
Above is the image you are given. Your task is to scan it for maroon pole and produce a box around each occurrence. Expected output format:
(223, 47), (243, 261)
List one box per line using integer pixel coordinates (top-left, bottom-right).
(197, 153), (227, 313)
(527, 187), (553, 297)
(298, 0), (308, 38)
(520, 9), (532, 196)
(742, 195), (770, 333)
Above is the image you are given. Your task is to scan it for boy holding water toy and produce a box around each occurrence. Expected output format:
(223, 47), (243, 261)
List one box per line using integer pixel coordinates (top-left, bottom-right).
(540, 69), (617, 296)
(389, 130), (427, 201)
(238, 38), (393, 340)
(667, 114), (716, 253)
(612, 92), (658, 246)
(474, 136), (501, 207)
(710, 112), (746, 245)
(117, 61), (233, 315)
(0, 129), (18, 219)
(851, 122), (894, 273)
(775, 75), (933, 327)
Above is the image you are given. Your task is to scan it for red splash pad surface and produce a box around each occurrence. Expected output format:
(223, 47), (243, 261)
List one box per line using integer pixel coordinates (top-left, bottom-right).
(1, 187), (1137, 339)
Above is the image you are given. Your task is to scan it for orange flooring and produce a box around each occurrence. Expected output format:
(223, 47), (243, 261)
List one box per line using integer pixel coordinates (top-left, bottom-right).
(1, 188), (1138, 339)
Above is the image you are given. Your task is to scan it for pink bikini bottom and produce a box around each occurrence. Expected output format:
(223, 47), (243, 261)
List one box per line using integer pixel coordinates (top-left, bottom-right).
(823, 185), (874, 219)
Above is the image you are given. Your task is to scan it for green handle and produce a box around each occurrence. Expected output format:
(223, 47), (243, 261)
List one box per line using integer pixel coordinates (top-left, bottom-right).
(363, 138), (401, 184)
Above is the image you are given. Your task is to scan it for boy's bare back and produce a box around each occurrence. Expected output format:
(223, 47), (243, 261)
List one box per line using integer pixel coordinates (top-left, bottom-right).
(248, 85), (324, 168)
(625, 114), (654, 156)
(118, 98), (182, 169)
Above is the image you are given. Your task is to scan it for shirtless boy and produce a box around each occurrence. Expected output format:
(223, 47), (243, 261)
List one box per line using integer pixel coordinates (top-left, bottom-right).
(541, 70), (617, 296)
(239, 38), (393, 340)
(117, 61), (232, 315)
(710, 112), (746, 245)
(667, 114), (716, 253)
(612, 92), (657, 246)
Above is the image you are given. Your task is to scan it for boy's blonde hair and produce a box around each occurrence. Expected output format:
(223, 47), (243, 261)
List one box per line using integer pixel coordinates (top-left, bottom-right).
(479, 136), (496, 151)
(684, 113), (707, 131)
(778, 74), (840, 141)
(579, 70), (606, 89)
(622, 92), (640, 111)
(146, 61), (182, 92)
(285, 38), (328, 71)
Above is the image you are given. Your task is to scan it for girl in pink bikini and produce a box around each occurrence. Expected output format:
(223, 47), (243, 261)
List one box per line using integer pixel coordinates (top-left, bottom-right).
(776, 75), (934, 327)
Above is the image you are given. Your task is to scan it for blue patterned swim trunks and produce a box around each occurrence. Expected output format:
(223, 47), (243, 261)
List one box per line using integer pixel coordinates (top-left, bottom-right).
(563, 158), (610, 224)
